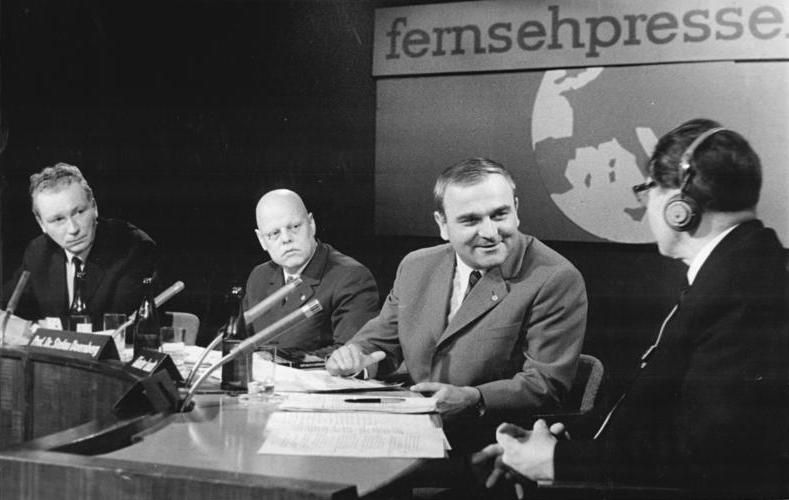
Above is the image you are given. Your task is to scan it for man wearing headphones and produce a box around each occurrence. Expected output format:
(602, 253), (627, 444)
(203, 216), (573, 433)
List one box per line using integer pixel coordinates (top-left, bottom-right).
(475, 119), (788, 497)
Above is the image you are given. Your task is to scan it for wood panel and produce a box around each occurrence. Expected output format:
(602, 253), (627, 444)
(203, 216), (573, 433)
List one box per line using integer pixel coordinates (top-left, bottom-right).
(0, 347), (138, 449)
(0, 350), (26, 448)
(30, 360), (134, 439)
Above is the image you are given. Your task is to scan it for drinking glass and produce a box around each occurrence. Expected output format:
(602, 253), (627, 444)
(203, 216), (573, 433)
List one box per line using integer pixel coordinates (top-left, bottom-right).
(251, 345), (277, 399)
(68, 315), (92, 332)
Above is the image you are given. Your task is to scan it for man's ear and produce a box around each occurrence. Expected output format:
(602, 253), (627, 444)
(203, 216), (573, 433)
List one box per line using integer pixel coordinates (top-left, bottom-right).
(433, 211), (449, 241)
(307, 212), (316, 237)
(36, 215), (47, 234)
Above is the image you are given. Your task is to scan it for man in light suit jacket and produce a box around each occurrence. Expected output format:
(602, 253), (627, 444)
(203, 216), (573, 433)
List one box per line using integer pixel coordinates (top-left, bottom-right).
(244, 189), (379, 359)
(3, 163), (156, 327)
(477, 119), (788, 498)
(327, 158), (588, 449)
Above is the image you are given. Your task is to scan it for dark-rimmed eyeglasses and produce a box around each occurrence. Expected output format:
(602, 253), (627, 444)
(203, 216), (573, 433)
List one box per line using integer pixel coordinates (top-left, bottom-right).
(632, 180), (657, 205)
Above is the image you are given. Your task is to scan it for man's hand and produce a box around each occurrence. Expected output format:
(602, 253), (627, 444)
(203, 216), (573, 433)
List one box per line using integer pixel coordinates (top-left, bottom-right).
(472, 420), (562, 493)
(497, 419), (557, 482)
(409, 382), (479, 416)
(325, 343), (385, 377)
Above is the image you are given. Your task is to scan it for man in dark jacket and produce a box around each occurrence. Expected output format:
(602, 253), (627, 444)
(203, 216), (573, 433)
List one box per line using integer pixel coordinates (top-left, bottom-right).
(244, 189), (379, 358)
(3, 163), (156, 326)
(476, 119), (788, 498)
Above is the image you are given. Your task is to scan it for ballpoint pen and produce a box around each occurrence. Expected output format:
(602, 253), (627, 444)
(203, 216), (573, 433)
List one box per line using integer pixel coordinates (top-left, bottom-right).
(344, 397), (406, 403)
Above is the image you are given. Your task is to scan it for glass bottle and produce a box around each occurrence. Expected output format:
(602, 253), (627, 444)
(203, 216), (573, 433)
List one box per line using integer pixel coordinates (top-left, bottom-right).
(67, 265), (90, 331)
(221, 285), (251, 391)
(132, 277), (160, 357)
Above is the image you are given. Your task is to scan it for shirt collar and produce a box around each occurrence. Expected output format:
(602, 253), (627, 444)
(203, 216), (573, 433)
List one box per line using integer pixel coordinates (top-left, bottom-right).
(65, 248), (91, 267)
(455, 254), (484, 285)
(282, 242), (318, 283)
(687, 224), (739, 285)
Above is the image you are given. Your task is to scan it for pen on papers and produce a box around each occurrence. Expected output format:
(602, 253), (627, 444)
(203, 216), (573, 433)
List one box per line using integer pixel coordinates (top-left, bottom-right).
(344, 397), (406, 403)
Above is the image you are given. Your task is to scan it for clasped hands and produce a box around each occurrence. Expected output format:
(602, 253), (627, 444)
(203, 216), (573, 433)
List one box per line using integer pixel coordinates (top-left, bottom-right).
(471, 419), (564, 496)
(325, 344), (482, 415)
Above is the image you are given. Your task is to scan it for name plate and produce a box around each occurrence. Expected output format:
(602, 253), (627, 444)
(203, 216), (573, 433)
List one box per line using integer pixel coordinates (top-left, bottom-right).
(27, 328), (119, 361)
(127, 348), (184, 383)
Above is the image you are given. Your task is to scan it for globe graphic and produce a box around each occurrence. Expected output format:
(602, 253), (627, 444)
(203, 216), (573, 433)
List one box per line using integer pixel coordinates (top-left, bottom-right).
(531, 68), (658, 243)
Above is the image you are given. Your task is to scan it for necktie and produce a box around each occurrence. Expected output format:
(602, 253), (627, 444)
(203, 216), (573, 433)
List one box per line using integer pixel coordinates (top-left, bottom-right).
(283, 275), (297, 305)
(74, 257), (83, 271)
(70, 257), (85, 311)
(463, 270), (482, 301)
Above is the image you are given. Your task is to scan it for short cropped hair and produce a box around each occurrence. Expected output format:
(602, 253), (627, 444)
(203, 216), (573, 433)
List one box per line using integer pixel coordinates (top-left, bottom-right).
(29, 163), (95, 217)
(433, 157), (516, 215)
(649, 118), (761, 212)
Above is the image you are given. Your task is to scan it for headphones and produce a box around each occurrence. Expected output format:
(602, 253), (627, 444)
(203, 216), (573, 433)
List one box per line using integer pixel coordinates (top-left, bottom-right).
(663, 127), (727, 232)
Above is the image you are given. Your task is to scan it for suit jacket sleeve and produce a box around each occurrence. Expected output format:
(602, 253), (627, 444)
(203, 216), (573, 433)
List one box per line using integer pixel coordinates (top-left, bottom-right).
(346, 259), (407, 375)
(327, 265), (380, 347)
(107, 236), (158, 315)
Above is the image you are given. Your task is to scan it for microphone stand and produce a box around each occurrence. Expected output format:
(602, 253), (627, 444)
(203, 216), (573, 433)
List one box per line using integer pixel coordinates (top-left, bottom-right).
(1, 271), (31, 347)
(180, 299), (322, 412)
(111, 280), (185, 338)
(183, 278), (303, 387)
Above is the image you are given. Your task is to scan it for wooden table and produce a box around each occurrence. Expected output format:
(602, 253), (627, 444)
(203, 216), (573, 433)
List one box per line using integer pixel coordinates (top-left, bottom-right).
(0, 346), (430, 499)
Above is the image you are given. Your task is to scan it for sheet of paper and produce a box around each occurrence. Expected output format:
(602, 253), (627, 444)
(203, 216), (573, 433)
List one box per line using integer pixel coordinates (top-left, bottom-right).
(279, 393), (437, 413)
(258, 412), (447, 458)
(181, 346), (397, 392)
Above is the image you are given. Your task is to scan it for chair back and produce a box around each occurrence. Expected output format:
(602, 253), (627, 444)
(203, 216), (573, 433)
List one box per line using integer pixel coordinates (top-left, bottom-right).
(569, 353), (604, 414)
(164, 311), (200, 345)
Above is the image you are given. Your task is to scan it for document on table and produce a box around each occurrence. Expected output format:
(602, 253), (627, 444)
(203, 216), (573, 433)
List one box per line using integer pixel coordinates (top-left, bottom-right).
(181, 346), (397, 392)
(279, 393), (437, 413)
(258, 412), (448, 458)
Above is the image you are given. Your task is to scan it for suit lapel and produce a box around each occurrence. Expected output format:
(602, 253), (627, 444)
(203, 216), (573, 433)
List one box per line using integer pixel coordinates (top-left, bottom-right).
(423, 250), (455, 341)
(44, 249), (69, 313)
(81, 222), (108, 309)
(83, 259), (106, 308)
(435, 232), (527, 348)
(438, 268), (508, 346)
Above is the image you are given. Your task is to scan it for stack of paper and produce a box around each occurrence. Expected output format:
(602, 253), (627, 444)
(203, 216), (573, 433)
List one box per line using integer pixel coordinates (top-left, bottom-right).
(258, 412), (448, 458)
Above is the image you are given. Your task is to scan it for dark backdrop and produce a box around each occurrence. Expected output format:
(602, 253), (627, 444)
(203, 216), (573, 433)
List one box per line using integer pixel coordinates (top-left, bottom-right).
(0, 0), (688, 397)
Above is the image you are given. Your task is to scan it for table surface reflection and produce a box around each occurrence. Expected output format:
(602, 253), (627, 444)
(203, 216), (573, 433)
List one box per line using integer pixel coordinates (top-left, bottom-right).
(101, 394), (427, 497)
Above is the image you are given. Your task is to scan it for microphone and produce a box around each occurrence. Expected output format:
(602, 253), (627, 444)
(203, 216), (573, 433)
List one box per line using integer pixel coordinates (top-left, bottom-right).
(184, 279), (300, 387)
(112, 280), (186, 337)
(154, 280), (185, 308)
(180, 299), (322, 411)
(1, 271), (31, 347)
(243, 277), (302, 325)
